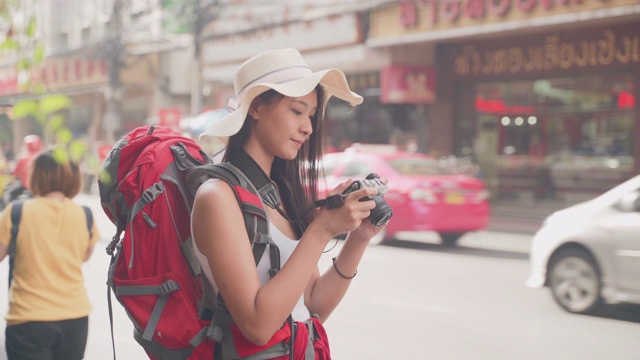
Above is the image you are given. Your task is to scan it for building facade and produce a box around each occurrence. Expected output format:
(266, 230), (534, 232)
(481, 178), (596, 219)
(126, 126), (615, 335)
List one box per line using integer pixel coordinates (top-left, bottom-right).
(0, 0), (193, 155)
(368, 0), (640, 204)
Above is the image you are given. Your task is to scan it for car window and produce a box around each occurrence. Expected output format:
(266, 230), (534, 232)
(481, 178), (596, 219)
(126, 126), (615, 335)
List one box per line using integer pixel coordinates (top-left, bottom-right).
(342, 161), (372, 177)
(387, 158), (449, 175)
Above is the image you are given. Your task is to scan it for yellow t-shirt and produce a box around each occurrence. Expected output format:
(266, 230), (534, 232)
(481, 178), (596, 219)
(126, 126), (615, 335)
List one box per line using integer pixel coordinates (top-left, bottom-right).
(0, 197), (100, 324)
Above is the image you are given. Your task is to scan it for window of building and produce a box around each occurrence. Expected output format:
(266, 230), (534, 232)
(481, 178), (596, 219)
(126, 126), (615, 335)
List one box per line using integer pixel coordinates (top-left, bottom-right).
(475, 73), (634, 162)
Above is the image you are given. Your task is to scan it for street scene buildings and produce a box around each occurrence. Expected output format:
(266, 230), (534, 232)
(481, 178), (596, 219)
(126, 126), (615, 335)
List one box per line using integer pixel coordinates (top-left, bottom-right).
(1, 0), (639, 219)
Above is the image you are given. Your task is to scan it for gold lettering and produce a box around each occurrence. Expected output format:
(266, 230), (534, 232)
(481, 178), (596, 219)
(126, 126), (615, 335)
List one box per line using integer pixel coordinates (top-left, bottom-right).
(523, 47), (543, 72)
(482, 51), (494, 75)
(508, 48), (523, 73)
(633, 36), (640, 62)
(543, 35), (559, 70)
(558, 43), (574, 69)
(454, 46), (475, 76)
(597, 30), (616, 65)
(493, 49), (508, 73)
(453, 29), (638, 77)
(589, 41), (598, 66)
(616, 36), (632, 64)
(575, 41), (589, 67)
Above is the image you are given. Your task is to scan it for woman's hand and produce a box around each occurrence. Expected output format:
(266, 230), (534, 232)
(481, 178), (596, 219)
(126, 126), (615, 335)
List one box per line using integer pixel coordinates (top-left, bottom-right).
(313, 179), (378, 238)
(348, 177), (390, 242)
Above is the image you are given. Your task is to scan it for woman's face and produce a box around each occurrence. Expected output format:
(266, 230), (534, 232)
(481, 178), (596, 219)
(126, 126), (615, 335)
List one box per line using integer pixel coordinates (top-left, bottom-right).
(251, 89), (318, 160)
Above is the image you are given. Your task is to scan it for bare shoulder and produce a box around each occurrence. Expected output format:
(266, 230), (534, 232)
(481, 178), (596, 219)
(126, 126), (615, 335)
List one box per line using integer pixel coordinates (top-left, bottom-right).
(194, 178), (236, 203)
(192, 178), (242, 225)
(191, 178), (248, 255)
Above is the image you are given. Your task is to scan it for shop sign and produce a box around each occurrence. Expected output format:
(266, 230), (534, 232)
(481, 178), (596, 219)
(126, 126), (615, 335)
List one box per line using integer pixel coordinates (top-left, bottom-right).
(451, 24), (640, 78)
(346, 72), (380, 93)
(158, 107), (182, 128)
(0, 67), (18, 96)
(398, 0), (618, 28)
(38, 58), (108, 90)
(380, 65), (435, 104)
(370, 0), (636, 40)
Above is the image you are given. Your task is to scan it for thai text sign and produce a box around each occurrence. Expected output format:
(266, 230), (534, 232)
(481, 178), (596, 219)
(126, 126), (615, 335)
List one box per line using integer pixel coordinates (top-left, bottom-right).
(369, 0), (638, 41)
(450, 23), (640, 79)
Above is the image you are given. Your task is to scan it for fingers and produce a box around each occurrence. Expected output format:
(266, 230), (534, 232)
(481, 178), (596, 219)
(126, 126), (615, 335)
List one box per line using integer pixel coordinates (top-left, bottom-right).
(329, 179), (354, 196)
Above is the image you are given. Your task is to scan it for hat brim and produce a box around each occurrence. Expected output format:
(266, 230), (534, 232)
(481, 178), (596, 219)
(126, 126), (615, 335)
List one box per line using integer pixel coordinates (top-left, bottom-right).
(200, 68), (362, 146)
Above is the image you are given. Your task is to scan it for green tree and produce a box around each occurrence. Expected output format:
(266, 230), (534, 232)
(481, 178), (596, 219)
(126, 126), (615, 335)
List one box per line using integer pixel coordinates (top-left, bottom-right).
(1, 1), (92, 171)
(0, 0), (45, 94)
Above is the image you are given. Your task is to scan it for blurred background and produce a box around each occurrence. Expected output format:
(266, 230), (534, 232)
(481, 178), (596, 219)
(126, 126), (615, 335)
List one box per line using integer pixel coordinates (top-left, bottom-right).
(1, 0), (638, 225)
(0, 1), (639, 359)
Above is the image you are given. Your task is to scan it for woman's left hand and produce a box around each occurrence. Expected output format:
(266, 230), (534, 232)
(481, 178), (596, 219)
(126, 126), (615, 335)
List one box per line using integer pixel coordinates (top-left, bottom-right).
(349, 219), (387, 242)
(348, 177), (390, 242)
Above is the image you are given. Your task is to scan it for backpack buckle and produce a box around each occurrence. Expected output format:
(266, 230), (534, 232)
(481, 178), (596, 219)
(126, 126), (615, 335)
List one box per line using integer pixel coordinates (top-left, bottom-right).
(141, 182), (164, 204)
(160, 280), (180, 295)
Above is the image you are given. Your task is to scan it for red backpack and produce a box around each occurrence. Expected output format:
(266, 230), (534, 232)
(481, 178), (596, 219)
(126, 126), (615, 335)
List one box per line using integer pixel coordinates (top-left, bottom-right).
(99, 126), (290, 359)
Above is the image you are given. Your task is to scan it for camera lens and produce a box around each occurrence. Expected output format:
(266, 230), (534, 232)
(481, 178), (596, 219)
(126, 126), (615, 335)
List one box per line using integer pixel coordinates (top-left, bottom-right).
(369, 195), (393, 227)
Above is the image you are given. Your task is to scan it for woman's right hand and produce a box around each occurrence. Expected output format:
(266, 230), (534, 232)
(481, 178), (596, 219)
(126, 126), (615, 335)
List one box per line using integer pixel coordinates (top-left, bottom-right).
(313, 179), (378, 238)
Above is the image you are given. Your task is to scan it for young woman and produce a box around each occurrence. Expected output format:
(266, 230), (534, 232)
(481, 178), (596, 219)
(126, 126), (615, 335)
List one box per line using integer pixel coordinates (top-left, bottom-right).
(191, 48), (388, 359)
(0, 149), (100, 360)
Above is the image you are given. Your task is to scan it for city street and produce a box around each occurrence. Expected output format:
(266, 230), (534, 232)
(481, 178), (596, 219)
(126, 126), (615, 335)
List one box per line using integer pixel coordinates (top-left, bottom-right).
(0, 195), (639, 359)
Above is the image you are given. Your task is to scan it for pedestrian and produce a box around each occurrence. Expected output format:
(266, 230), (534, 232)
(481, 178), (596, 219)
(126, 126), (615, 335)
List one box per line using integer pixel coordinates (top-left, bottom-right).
(12, 134), (42, 190)
(192, 48), (388, 359)
(0, 149), (100, 360)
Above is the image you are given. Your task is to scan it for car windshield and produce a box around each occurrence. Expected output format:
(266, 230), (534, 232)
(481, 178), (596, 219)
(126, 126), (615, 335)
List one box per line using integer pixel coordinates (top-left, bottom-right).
(387, 158), (450, 176)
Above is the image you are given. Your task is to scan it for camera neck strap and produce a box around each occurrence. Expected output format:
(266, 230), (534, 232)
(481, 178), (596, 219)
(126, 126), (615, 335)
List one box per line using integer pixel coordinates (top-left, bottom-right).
(228, 150), (340, 232)
(229, 150), (308, 226)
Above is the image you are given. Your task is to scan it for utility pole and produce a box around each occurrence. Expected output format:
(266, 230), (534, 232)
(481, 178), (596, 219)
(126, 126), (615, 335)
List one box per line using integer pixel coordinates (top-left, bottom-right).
(190, 0), (216, 116)
(102, 0), (126, 144)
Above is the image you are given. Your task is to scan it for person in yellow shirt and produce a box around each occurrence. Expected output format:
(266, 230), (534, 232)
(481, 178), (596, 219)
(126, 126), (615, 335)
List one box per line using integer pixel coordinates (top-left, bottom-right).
(0, 149), (100, 360)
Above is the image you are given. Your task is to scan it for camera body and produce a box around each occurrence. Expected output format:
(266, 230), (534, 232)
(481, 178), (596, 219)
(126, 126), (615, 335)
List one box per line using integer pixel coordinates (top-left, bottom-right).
(341, 173), (393, 227)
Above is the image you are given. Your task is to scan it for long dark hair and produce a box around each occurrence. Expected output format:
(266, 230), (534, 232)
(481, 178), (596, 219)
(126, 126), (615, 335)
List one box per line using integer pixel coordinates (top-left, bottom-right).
(224, 87), (326, 236)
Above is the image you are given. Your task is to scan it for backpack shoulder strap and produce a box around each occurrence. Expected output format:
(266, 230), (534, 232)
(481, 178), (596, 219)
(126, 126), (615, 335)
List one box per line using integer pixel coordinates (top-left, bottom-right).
(8, 200), (24, 288)
(82, 205), (94, 241)
(186, 163), (271, 266)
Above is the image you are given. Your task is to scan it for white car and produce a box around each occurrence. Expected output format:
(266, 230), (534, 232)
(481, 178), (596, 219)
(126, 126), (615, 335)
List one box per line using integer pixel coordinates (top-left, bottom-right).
(527, 174), (640, 314)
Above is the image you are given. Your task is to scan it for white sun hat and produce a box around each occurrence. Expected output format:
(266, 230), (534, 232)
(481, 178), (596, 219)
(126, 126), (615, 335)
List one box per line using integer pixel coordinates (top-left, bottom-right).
(200, 48), (363, 146)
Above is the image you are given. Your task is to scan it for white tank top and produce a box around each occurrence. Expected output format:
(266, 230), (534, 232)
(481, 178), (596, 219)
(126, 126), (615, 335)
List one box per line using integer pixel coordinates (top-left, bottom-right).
(193, 222), (310, 322)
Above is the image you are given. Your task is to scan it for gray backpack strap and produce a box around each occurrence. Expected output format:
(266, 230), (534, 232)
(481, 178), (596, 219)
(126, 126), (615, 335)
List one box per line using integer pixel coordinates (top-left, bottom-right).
(8, 200), (24, 288)
(116, 280), (180, 342)
(82, 205), (94, 240)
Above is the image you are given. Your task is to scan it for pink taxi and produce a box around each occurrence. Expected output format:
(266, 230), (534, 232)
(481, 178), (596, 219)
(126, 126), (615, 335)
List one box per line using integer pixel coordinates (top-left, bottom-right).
(320, 145), (490, 245)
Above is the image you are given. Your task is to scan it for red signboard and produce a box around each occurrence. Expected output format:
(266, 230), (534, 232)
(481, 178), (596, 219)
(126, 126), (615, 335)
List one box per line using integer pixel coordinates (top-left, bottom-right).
(158, 108), (182, 128)
(380, 65), (436, 104)
(0, 68), (19, 96)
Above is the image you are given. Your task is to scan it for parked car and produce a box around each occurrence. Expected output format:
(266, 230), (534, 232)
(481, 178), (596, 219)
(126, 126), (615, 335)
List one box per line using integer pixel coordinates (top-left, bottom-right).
(527, 174), (640, 314)
(320, 144), (490, 245)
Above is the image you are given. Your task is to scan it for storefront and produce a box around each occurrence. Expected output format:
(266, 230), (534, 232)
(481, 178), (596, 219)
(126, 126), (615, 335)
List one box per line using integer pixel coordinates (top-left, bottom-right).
(443, 21), (640, 203)
(367, 0), (640, 203)
(327, 67), (434, 152)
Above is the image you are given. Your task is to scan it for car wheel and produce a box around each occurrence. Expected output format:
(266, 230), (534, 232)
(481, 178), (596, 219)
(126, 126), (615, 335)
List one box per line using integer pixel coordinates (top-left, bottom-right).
(439, 232), (464, 246)
(368, 228), (389, 246)
(548, 248), (603, 315)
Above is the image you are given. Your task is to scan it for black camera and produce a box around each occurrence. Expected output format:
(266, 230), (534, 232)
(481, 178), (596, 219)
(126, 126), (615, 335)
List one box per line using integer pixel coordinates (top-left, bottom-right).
(341, 173), (393, 227)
